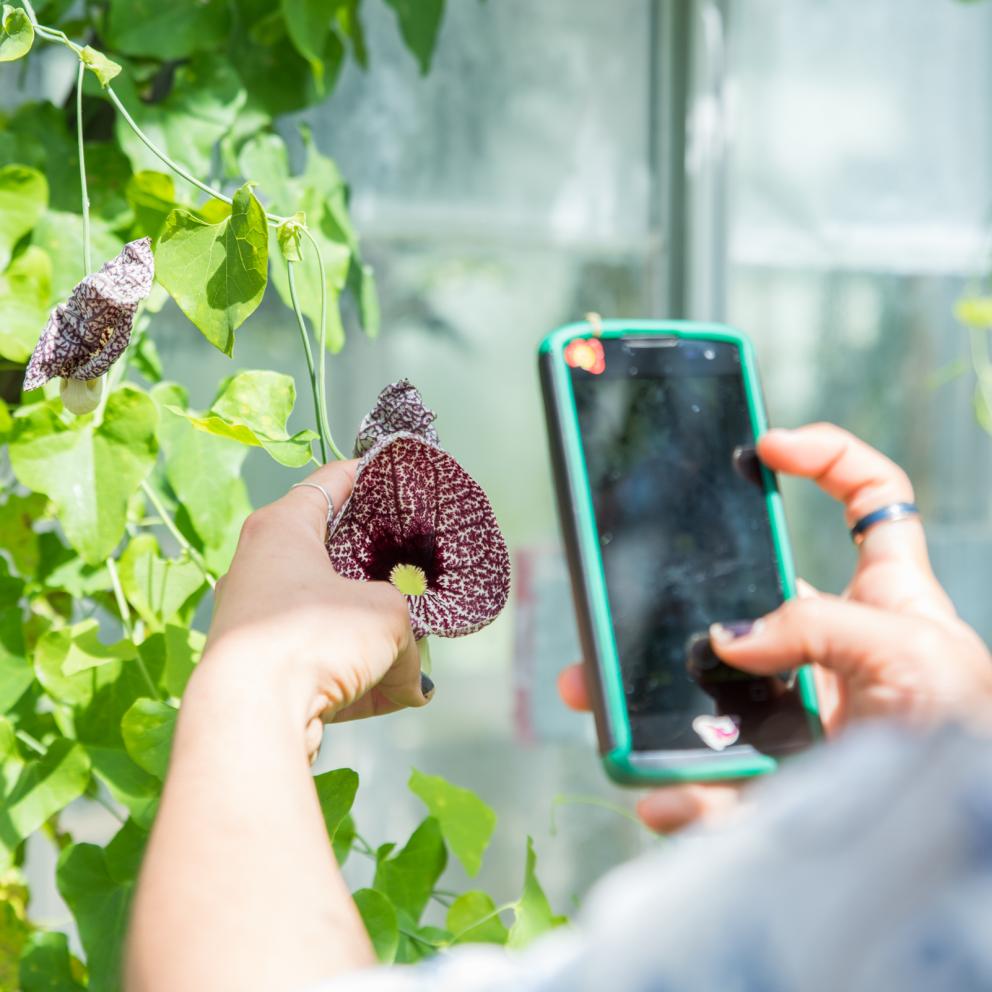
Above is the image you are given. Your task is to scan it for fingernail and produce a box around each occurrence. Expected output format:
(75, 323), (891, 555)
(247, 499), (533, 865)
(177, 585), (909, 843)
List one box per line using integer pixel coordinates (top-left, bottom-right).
(420, 672), (435, 699)
(731, 445), (762, 487)
(710, 619), (763, 644)
(686, 633), (721, 676)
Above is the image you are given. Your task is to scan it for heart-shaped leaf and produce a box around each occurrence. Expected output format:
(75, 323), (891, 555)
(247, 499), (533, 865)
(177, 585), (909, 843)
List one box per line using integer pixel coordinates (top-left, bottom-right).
(9, 386), (158, 565)
(118, 534), (205, 630)
(409, 768), (496, 877)
(0, 4), (34, 63)
(0, 165), (47, 271)
(156, 184), (268, 355)
(352, 889), (399, 964)
(121, 698), (177, 779)
(166, 370), (317, 468)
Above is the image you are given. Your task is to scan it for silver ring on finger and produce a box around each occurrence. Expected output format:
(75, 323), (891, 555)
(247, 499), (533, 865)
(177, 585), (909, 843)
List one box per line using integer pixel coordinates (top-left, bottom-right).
(290, 482), (335, 524)
(850, 501), (920, 546)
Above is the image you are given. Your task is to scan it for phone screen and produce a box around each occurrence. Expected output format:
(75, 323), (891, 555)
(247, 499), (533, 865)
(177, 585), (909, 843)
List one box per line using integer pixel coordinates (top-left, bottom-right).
(569, 336), (817, 756)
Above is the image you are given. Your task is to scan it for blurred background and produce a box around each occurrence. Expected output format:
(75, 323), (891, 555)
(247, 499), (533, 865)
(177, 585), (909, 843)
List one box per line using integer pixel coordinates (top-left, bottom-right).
(11, 0), (992, 933)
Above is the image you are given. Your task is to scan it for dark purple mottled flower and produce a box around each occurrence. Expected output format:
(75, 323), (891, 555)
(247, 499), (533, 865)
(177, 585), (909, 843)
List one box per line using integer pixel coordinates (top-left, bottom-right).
(23, 238), (154, 395)
(326, 381), (510, 639)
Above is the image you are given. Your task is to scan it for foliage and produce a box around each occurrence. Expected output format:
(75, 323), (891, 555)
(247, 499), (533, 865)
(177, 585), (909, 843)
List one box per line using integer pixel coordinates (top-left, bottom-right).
(0, 0), (566, 987)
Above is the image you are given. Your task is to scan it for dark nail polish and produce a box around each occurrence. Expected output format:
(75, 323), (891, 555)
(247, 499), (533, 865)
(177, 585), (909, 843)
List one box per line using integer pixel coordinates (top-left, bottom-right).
(420, 672), (435, 698)
(732, 445), (763, 487)
(686, 633), (721, 676)
(711, 619), (762, 644)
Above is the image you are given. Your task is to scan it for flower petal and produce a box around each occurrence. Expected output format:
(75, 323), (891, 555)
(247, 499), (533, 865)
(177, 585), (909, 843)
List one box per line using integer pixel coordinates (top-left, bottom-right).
(22, 238), (153, 392)
(327, 434), (510, 638)
(353, 380), (440, 456)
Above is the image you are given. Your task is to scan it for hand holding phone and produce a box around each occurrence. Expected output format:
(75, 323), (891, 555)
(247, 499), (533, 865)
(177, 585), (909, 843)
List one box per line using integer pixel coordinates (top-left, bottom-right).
(548, 391), (989, 809)
(540, 321), (821, 785)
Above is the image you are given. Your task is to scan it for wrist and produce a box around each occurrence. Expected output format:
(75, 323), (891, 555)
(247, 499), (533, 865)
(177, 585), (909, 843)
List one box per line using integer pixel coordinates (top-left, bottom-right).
(190, 634), (318, 731)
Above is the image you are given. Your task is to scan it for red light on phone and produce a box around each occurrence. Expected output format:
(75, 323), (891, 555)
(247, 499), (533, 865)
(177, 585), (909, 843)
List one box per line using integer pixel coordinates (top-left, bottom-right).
(564, 338), (606, 375)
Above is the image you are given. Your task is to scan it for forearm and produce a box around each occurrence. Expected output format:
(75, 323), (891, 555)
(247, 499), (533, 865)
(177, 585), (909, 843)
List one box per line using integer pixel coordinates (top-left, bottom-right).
(125, 648), (374, 992)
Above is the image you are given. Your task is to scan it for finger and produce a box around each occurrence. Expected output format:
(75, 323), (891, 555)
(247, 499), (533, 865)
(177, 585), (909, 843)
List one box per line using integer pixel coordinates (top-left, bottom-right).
(757, 425), (930, 571)
(710, 595), (927, 681)
(275, 459), (359, 539)
(795, 578), (821, 600)
(366, 630), (432, 712)
(636, 783), (743, 834)
(557, 664), (591, 712)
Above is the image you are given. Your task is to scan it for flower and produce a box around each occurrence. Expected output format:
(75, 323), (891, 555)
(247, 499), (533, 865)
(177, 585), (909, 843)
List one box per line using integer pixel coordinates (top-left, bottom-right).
(23, 238), (155, 409)
(326, 380), (510, 639)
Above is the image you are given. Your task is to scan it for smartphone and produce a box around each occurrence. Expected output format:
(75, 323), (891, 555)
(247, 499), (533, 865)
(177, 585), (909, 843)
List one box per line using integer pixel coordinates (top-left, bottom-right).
(539, 320), (822, 785)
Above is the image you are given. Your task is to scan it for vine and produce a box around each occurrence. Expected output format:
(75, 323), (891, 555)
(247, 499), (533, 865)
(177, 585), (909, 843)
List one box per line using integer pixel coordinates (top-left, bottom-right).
(0, 1), (567, 989)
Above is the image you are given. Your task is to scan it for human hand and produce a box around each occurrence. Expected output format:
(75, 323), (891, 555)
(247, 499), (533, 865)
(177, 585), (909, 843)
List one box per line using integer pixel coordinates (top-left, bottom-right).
(559, 423), (992, 832)
(196, 460), (431, 760)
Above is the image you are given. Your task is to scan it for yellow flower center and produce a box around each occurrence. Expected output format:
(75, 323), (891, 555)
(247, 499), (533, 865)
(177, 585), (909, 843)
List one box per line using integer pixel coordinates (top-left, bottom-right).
(389, 563), (428, 597)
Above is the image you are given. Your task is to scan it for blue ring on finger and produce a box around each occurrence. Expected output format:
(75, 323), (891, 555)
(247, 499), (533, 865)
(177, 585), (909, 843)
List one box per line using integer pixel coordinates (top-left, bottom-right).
(850, 501), (920, 546)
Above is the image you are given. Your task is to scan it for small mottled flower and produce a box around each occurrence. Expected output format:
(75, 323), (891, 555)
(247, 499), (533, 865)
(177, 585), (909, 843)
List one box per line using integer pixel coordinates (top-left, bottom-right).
(23, 238), (154, 411)
(326, 381), (510, 639)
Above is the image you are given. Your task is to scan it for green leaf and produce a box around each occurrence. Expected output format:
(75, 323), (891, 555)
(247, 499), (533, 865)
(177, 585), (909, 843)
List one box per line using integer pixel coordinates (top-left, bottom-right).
(955, 296), (992, 329)
(0, 165), (47, 272)
(121, 698), (177, 779)
(352, 888), (399, 964)
(332, 812), (355, 865)
(118, 534), (204, 630)
(507, 837), (566, 949)
(0, 491), (46, 577)
(408, 768), (496, 877)
(85, 746), (159, 829)
(152, 382), (251, 572)
(126, 171), (182, 241)
(0, 606), (31, 714)
(57, 820), (146, 992)
(383, 0), (446, 74)
(373, 817), (447, 923)
(156, 183), (269, 355)
(0, 5), (34, 63)
(56, 621), (136, 677)
(80, 45), (121, 87)
(132, 332), (163, 383)
(281, 0), (336, 90)
(447, 891), (509, 944)
(19, 930), (86, 992)
(0, 246), (50, 362)
(0, 896), (31, 992)
(9, 387), (159, 565)
(231, 1), (344, 117)
(30, 211), (122, 304)
(314, 767), (358, 838)
(167, 370), (317, 468)
(0, 740), (90, 870)
(115, 57), (246, 177)
(137, 623), (205, 699)
(105, 0), (230, 59)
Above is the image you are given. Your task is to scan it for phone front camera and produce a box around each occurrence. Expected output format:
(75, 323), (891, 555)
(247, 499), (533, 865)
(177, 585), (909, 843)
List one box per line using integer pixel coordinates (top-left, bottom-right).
(704, 348), (716, 360)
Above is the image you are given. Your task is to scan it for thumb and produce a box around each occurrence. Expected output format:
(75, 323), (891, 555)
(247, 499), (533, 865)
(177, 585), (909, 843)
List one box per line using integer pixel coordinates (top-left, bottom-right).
(708, 595), (927, 682)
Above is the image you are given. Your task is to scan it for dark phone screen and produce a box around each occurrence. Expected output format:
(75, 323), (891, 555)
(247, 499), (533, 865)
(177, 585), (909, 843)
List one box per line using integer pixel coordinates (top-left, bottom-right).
(569, 336), (816, 755)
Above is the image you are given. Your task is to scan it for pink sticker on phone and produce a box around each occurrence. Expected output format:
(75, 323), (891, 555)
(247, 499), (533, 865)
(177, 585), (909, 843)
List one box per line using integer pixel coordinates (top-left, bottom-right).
(692, 714), (740, 751)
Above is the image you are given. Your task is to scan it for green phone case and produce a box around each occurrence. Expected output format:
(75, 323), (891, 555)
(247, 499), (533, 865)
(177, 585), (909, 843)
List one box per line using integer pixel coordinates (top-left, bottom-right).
(538, 319), (822, 785)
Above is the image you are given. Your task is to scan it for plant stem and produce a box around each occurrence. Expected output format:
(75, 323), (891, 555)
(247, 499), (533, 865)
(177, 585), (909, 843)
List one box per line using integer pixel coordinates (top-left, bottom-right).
(139, 480), (216, 590)
(75, 61), (92, 273)
(448, 901), (518, 944)
(287, 259), (328, 464)
(107, 557), (161, 699)
(300, 227), (345, 461)
(90, 789), (126, 825)
(16, 729), (46, 755)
